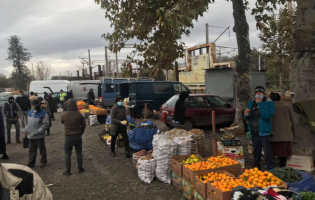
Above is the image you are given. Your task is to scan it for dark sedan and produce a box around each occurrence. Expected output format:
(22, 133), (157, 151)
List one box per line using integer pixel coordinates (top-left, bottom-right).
(159, 94), (236, 128)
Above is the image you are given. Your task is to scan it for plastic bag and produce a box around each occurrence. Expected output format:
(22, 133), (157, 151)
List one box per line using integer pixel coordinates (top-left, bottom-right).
(155, 136), (177, 184)
(137, 157), (157, 184)
(89, 115), (100, 126)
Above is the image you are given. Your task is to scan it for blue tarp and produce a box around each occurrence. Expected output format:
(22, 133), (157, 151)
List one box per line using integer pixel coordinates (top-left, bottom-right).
(127, 120), (158, 151)
(287, 170), (315, 193)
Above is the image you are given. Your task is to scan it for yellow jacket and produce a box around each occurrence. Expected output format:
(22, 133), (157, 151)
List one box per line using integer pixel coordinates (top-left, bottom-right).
(60, 92), (67, 101)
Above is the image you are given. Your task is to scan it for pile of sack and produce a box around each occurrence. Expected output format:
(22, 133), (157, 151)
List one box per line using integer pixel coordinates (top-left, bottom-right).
(137, 128), (200, 184)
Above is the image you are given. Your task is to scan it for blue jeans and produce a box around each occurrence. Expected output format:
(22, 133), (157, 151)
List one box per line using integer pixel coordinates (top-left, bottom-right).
(252, 134), (274, 170)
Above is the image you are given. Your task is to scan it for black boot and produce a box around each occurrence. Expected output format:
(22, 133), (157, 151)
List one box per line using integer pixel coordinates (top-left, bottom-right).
(110, 151), (117, 157)
(126, 151), (132, 158)
(1, 154), (9, 159)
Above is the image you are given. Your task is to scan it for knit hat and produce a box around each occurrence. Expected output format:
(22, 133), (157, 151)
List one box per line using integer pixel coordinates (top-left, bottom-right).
(254, 86), (265, 94)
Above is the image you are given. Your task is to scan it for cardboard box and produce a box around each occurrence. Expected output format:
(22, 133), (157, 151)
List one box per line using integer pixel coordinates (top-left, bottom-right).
(194, 190), (206, 200)
(217, 142), (243, 159)
(206, 179), (258, 200)
(218, 163), (242, 177)
(171, 155), (204, 177)
(236, 159), (245, 171)
(286, 155), (314, 172)
(91, 109), (107, 115)
(172, 172), (183, 191)
(183, 166), (217, 185)
(224, 126), (245, 135)
(194, 170), (235, 199)
(183, 179), (195, 200)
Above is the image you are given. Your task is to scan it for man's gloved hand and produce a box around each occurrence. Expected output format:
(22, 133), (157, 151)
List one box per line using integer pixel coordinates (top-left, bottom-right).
(121, 121), (127, 125)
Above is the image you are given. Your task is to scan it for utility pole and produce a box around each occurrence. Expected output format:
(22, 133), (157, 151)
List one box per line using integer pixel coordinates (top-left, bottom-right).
(105, 46), (109, 76)
(88, 49), (93, 80)
(115, 49), (118, 74)
(258, 54), (261, 71)
(206, 23), (209, 44)
(288, 1), (293, 10)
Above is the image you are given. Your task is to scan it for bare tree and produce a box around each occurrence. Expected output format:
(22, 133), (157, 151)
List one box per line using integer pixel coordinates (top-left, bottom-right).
(35, 61), (53, 80)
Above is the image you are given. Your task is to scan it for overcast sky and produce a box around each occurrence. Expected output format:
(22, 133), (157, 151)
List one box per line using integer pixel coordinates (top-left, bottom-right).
(0, 0), (263, 78)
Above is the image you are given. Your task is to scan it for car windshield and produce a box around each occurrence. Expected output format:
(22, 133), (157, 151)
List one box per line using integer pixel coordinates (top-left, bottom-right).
(52, 93), (59, 98)
(0, 96), (7, 101)
(164, 95), (179, 107)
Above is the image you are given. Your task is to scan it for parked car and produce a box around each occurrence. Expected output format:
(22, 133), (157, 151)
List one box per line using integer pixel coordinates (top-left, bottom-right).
(117, 81), (191, 118)
(159, 94), (236, 128)
(0, 93), (8, 110)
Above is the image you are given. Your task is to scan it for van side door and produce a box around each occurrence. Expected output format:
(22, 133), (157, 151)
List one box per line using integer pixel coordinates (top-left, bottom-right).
(152, 83), (171, 111)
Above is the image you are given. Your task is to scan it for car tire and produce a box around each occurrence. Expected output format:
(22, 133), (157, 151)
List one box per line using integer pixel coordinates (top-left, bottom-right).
(140, 106), (153, 119)
(165, 123), (172, 127)
(184, 118), (194, 130)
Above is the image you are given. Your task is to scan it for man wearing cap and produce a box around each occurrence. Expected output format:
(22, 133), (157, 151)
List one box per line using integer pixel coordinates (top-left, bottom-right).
(25, 100), (50, 168)
(2, 96), (22, 144)
(59, 89), (67, 108)
(244, 86), (275, 170)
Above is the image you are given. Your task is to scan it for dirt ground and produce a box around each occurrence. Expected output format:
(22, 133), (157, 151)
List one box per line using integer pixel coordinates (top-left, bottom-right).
(2, 113), (257, 200)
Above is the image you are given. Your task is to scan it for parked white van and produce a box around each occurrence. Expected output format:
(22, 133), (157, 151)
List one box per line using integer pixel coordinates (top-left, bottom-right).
(29, 80), (70, 97)
(69, 80), (100, 102)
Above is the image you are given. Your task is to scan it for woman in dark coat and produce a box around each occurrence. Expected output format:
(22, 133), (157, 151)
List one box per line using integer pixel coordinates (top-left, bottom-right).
(172, 91), (190, 130)
(0, 109), (9, 159)
(270, 92), (295, 167)
(110, 96), (131, 158)
(47, 94), (56, 121)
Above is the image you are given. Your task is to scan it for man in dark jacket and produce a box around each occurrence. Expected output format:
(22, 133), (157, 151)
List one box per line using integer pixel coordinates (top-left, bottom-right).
(25, 100), (50, 168)
(172, 91), (190, 129)
(16, 90), (32, 129)
(87, 89), (95, 105)
(0, 109), (9, 159)
(2, 96), (22, 144)
(61, 99), (86, 175)
(67, 90), (73, 100)
(244, 86), (275, 170)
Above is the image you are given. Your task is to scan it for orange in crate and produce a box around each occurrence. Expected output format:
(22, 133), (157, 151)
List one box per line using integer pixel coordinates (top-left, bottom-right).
(211, 178), (255, 191)
(196, 171), (234, 183)
(240, 167), (284, 188)
(184, 161), (218, 171)
(207, 155), (239, 167)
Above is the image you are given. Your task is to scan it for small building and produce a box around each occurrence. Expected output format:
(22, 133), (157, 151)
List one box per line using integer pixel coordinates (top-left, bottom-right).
(178, 43), (235, 90)
(205, 68), (266, 104)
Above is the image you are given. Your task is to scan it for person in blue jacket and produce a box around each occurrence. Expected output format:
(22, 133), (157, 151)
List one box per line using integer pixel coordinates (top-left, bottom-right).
(244, 86), (275, 170)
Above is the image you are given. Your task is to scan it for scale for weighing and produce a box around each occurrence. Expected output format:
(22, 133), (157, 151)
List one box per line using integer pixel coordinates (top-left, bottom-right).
(220, 137), (241, 146)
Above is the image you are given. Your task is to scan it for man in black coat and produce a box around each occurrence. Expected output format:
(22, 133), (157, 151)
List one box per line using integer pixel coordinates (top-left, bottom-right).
(67, 90), (74, 100)
(16, 91), (31, 129)
(172, 91), (189, 129)
(87, 89), (95, 105)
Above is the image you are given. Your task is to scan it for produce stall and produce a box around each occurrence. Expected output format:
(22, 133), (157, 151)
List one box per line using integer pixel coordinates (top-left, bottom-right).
(130, 127), (315, 200)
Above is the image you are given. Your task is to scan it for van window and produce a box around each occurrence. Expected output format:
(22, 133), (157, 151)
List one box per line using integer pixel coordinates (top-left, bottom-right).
(136, 84), (151, 93)
(105, 84), (114, 93)
(173, 83), (188, 94)
(153, 84), (170, 94)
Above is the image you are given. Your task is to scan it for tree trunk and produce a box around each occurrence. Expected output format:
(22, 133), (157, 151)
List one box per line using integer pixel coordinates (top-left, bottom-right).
(231, 0), (252, 127)
(290, 0), (315, 156)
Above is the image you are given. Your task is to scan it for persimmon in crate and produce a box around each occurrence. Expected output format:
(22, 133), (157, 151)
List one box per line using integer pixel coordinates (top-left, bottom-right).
(211, 178), (256, 191)
(240, 168), (286, 188)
